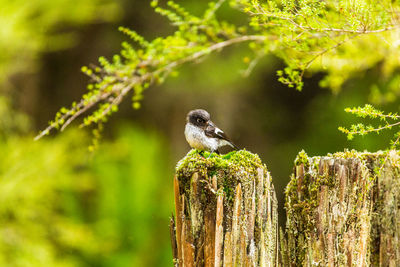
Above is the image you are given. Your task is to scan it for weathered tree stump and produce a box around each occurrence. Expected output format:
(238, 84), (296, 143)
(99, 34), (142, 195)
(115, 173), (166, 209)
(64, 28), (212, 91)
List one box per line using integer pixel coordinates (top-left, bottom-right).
(284, 150), (400, 266)
(170, 150), (278, 266)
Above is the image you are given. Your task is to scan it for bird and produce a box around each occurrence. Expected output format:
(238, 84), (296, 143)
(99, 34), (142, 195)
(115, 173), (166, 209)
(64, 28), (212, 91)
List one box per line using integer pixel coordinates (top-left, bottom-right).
(184, 109), (239, 154)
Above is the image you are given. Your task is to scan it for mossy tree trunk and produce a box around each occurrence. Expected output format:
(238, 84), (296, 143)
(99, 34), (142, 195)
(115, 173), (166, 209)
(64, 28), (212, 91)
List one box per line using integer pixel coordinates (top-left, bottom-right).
(284, 150), (400, 266)
(170, 150), (278, 266)
(171, 150), (400, 266)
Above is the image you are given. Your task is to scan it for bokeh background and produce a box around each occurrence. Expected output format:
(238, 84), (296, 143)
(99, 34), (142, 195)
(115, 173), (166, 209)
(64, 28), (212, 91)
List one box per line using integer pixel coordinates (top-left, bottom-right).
(1, 0), (395, 266)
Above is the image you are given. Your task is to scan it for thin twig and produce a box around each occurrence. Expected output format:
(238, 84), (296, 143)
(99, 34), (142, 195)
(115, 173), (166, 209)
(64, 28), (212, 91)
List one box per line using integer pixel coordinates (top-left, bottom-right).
(34, 34), (266, 140)
(346, 121), (400, 136)
(376, 133), (400, 176)
(241, 51), (265, 77)
(250, 11), (400, 34)
(204, 0), (226, 21)
(299, 34), (358, 79)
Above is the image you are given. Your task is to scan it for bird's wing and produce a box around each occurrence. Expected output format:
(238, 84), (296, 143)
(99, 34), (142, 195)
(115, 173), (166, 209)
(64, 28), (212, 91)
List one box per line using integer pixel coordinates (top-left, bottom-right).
(205, 122), (239, 150)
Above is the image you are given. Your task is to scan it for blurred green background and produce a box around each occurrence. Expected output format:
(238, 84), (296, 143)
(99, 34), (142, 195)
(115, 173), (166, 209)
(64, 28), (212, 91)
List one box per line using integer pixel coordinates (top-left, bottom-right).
(1, 0), (396, 266)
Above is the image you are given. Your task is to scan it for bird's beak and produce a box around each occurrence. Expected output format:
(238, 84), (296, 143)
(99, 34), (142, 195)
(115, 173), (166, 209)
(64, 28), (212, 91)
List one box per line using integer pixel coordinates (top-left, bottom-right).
(207, 121), (215, 127)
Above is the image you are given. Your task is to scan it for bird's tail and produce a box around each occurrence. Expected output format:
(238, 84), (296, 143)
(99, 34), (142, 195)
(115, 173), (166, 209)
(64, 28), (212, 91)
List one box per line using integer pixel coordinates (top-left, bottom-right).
(229, 142), (240, 150)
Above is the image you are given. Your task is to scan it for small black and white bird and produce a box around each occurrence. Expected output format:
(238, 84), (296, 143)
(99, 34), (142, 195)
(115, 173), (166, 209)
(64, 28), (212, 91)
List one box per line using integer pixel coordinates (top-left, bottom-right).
(185, 109), (239, 154)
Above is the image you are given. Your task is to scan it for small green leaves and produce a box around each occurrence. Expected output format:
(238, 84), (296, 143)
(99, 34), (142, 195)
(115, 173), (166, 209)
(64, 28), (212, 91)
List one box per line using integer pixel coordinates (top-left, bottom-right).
(242, 0), (398, 92)
(118, 27), (149, 47)
(294, 149), (309, 166)
(36, 0), (256, 141)
(277, 67), (304, 91)
(344, 104), (400, 121)
(150, 0), (158, 8)
(36, 0), (400, 146)
(81, 66), (93, 76)
(340, 104), (400, 148)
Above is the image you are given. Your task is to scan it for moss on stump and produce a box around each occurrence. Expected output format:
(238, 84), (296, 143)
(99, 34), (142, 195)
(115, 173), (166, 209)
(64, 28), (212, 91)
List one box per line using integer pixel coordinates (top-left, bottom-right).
(171, 149), (278, 266)
(284, 150), (400, 267)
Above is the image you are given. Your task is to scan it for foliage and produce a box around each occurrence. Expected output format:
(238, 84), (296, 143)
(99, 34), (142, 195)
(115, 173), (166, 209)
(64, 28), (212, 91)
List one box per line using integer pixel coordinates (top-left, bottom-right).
(0, 126), (172, 266)
(0, 0), (120, 88)
(36, 0), (400, 141)
(0, 97), (30, 139)
(240, 0), (400, 92)
(339, 104), (400, 149)
(176, 149), (266, 202)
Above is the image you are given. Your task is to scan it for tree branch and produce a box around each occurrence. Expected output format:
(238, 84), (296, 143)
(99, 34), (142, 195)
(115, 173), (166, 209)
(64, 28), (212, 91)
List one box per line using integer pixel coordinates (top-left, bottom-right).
(34, 34), (266, 140)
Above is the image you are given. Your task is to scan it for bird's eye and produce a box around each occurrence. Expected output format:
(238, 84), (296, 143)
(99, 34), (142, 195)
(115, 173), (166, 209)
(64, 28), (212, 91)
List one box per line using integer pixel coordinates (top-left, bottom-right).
(197, 118), (204, 123)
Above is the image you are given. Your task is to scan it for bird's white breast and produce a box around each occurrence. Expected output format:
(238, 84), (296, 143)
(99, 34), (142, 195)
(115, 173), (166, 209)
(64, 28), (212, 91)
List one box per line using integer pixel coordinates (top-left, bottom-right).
(185, 123), (218, 152)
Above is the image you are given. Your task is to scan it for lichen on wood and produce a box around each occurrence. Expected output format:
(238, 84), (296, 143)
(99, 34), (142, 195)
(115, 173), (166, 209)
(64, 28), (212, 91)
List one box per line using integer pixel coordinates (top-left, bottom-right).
(171, 149), (278, 266)
(284, 149), (400, 266)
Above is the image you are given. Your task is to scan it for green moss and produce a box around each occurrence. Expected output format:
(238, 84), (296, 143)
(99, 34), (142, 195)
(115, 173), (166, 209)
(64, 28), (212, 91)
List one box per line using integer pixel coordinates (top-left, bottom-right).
(285, 149), (394, 266)
(294, 149), (309, 166)
(332, 148), (389, 160)
(176, 149), (266, 205)
(286, 150), (353, 264)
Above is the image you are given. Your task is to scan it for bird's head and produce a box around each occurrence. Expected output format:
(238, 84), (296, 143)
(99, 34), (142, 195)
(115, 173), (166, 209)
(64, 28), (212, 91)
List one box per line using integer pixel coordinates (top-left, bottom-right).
(187, 109), (210, 129)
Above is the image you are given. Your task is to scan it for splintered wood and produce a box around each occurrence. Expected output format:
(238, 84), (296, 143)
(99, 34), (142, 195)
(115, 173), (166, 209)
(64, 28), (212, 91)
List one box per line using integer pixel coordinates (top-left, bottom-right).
(171, 167), (278, 266)
(172, 150), (400, 266)
(285, 151), (400, 266)
(285, 156), (373, 266)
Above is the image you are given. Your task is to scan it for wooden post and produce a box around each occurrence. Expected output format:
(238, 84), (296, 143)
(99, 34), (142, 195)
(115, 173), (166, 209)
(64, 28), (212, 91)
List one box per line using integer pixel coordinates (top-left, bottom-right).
(171, 150), (278, 266)
(284, 150), (400, 266)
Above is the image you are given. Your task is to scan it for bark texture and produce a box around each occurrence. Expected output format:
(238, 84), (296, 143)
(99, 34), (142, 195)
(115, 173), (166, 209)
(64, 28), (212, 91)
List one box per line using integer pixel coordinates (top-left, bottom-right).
(171, 150), (278, 267)
(284, 150), (400, 267)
